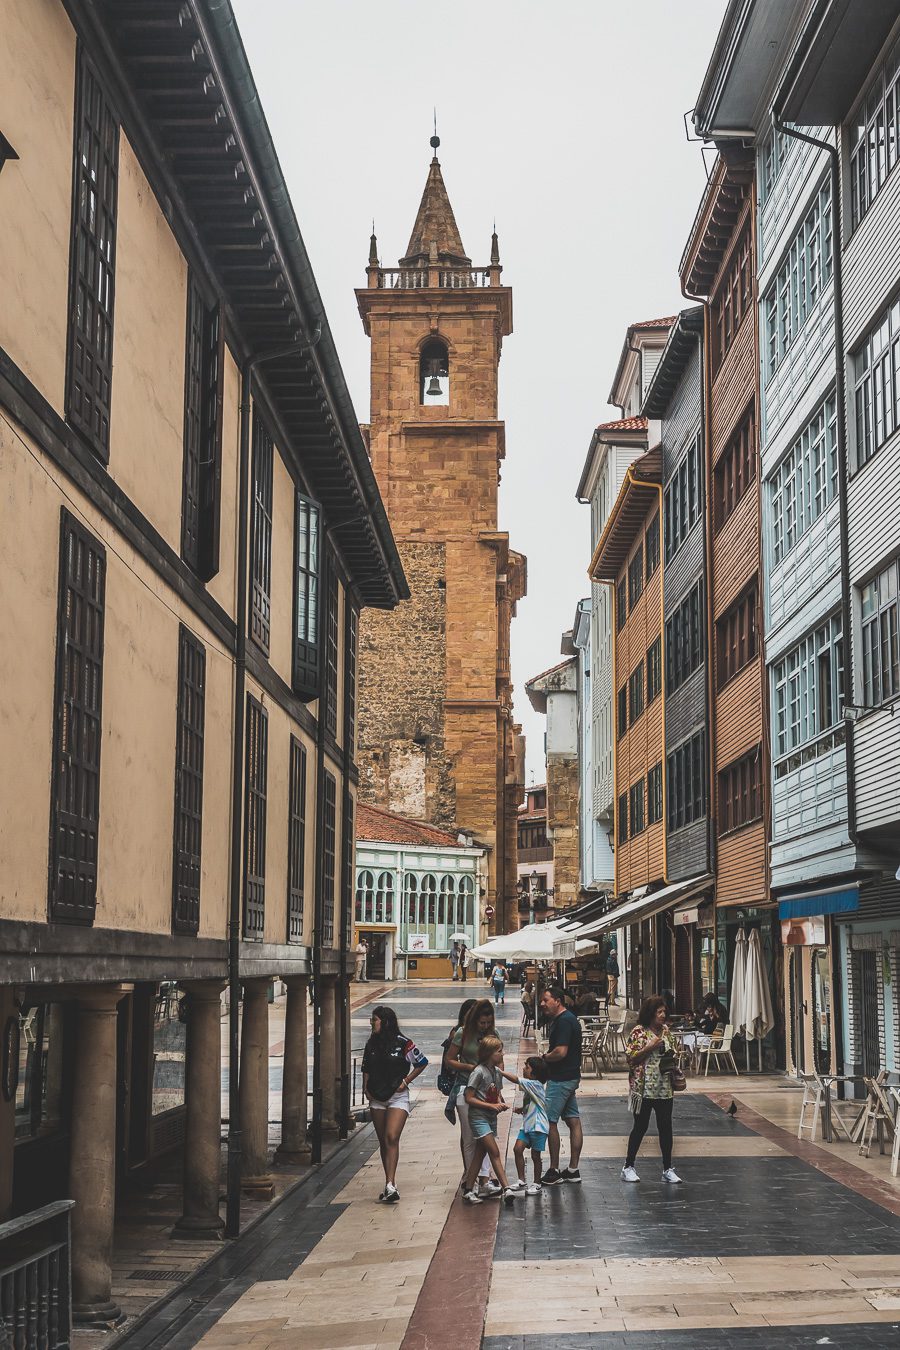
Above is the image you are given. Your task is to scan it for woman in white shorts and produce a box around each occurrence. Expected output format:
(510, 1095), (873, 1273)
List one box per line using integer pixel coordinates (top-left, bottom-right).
(362, 1006), (428, 1203)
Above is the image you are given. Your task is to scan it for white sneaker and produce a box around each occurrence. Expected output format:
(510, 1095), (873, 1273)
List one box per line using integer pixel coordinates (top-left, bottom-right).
(662, 1168), (682, 1184)
(478, 1179), (502, 1198)
(462, 1188), (482, 1205)
(525, 1183), (542, 1195)
(508, 1179), (526, 1192)
(621, 1165), (640, 1183)
(502, 1188), (516, 1204)
(383, 1182), (399, 1203)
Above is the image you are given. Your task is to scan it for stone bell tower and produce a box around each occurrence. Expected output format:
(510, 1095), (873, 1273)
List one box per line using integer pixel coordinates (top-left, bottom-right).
(355, 135), (526, 933)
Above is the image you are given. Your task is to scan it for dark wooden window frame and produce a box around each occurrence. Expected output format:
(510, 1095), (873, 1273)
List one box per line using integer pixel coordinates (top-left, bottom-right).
(716, 580), (759, 690)
(628, 548), (644, 612)
(714, 403), (756, 532)
(293, 492), (321, 699)
(629, 779), (645, 837)
(666, 729), (707, 833)
(250, 412), (274, 656)
(646, 635), (662, 704)
(49, 509), (107, 924)
(65, 45), (120, 463)
(712, 223), (752, 375)
(664, 433), (703, 563)
(629, 660), (645, 725)
(243, 695), (268, 940)
(645, 512), (660, 579)
(324, 557), (340, 740)
(172, 626), (206, 935)
(322, 771), (337, 945)
(181, 276), (224, 580)
(287, 736), (306, 943)
(647, 761), (663, 825)
(617, 791), (628, 845)
(345, 601), (358, 755)
(616, 578), (627, 631)
(617, 683), (628, 736)
(718, 746), (763, 835)
(666, 580), (705, 694)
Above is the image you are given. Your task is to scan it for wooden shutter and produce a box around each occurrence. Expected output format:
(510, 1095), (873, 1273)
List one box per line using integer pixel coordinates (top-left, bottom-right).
(172, 626), (206, 934)
(66, 47), (119, 462)
(49, 510), (106, 923)
(243, 696), (268, 939)
(324, 558), (339, 739)
(287, 737), (306, 942)
(182, 281), (223, 580)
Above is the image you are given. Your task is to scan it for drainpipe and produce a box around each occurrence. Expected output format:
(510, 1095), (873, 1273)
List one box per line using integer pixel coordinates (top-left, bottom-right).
(771, 113), (858, 846)
(225, 336), (321, 1240)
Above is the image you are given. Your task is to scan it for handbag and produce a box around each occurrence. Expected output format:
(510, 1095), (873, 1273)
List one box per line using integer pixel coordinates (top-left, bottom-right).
(436, 1067), (455, 1095)
(658, 1049), (687, 1093)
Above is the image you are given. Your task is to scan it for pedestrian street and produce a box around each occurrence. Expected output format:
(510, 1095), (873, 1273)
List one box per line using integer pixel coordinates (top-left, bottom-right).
(108, 980), (900, 1350)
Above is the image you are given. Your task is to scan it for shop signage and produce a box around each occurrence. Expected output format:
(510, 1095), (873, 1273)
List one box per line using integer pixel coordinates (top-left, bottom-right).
(407, 933), (428, 953)
(674, 907), (699, 927)
(781, 915), (826, 946)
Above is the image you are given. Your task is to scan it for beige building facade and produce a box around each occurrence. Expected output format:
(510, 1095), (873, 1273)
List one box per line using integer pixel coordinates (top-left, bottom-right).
(355, 143), (526, 934)
(0, 0), (405, 1327)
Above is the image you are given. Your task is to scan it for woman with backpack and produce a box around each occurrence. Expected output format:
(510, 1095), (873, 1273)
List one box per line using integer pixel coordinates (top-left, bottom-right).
(362, 1005), (428, 1203)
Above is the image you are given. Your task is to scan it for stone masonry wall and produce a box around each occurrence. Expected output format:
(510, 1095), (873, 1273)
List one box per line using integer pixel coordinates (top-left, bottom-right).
(357, 541), (455, 826)
(547, 755), (580, 910)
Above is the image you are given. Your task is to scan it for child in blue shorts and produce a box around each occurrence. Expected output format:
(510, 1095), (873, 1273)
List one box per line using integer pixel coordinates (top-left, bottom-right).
(505, 1056), (549, 1195)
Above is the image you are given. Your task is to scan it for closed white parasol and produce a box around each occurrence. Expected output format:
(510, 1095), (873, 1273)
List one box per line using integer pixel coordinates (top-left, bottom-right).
(743, 927), (774, 1071)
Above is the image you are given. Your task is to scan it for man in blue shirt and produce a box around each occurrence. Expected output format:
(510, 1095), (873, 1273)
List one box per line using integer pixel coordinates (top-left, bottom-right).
(538, 985), (583, 1185)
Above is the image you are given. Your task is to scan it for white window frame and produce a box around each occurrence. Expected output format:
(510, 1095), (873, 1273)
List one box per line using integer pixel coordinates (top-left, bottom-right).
(772, 615), (844, 773)
(764, 179), (833, 381)
(861, 559), (900, 706)
(770, 397), (838, 564)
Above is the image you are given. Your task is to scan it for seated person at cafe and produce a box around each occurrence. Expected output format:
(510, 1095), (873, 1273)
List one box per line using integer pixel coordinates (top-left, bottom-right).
(682, 995), (726, 1054)
(574, 987), (599, 1016)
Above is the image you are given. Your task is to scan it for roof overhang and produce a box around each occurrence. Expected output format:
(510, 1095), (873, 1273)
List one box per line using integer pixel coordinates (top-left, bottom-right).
(680, 150), (754, 299)
(588, 448), (662, 584)
(576, 422), (648, 502)
(87, 0), (407, 609)
(693, 0), (804, 139)
(774, 0), (900, 125)
(641, 308), (704, 420)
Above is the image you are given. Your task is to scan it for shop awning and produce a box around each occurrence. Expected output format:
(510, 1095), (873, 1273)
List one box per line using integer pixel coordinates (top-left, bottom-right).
(568, 875), (711, 938)
(777, 886), (859, 921)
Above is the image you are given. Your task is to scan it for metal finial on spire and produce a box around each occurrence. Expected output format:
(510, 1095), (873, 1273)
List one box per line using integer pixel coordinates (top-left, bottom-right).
(430, 108), (440, 155)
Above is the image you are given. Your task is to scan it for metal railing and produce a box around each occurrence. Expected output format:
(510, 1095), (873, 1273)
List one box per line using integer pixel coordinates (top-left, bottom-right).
(0, 1201), (74, 1350)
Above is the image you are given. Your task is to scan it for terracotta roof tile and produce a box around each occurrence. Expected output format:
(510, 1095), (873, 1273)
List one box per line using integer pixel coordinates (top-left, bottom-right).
(594, 415), (648, 434)
(633, 315), (678, 329)
(356, 802), (466, 849)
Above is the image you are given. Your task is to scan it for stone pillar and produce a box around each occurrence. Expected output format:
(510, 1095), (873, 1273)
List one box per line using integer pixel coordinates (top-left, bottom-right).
(0, 989), (17, 1222)
(239, 979), (274, 1198)
(275, 977), (312, 1163)
(319, 976), (339, 1135)
(70, 987), (127, 1325)
(174, 982), (225, 1239)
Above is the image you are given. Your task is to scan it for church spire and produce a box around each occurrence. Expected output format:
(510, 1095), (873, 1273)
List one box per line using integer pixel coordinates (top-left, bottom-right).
(399, 132), (470, 267)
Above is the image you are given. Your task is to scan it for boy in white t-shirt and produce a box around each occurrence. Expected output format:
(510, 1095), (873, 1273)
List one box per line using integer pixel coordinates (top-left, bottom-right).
(504, 1056), (550, 1194)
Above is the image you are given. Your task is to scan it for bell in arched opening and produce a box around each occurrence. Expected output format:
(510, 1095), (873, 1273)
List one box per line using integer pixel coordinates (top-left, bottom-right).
(419, 337), (450, 405)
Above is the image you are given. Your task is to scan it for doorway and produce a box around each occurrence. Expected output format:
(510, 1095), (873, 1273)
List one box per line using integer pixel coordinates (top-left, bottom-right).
(362, 932), (387, 980)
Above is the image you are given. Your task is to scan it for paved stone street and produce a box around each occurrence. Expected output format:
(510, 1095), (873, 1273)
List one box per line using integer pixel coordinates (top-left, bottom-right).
(117, 982), (900, 1350)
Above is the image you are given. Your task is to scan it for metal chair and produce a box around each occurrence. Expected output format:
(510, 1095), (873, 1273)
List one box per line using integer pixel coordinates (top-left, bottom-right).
(701, 1023), (740, 1075)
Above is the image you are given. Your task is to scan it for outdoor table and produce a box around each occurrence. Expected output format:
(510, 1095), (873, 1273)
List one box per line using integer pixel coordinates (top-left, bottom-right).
(818, 1074), (869, 1143)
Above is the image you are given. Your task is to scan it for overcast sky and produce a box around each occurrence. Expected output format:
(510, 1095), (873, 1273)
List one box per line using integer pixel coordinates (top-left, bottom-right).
(232, 0), (727, 783)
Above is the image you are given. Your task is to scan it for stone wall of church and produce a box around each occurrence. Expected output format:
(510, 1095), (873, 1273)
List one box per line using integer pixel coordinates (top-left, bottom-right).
(357, 540), (456, 826)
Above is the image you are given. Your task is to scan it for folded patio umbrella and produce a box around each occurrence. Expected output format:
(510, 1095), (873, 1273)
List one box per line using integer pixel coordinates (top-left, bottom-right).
(729, 926), (748, 1042)
(743, 926), (774, 1071)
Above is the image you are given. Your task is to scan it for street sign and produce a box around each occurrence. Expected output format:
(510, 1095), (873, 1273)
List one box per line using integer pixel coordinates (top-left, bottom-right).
(485, 905), (495, 917)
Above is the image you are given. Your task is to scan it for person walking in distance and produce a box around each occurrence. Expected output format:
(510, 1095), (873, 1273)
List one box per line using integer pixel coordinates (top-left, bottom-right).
(461, 1036), (516, 1205)
(505, 1056), (549, 1194)
(621, 994), (682, 1185)
(354, 936), (368, 983)
(450, 941), (461, 982)
(460, 944), (470, 982)
(490, 961), (508, 1006)
(361, 1006), (428, 1202)
(606, 946), (619, 1007)
(538, 985), (584, 1185)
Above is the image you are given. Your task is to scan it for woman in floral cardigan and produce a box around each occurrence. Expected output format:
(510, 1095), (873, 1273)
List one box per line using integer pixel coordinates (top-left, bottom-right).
(622, 995), (682, 1184)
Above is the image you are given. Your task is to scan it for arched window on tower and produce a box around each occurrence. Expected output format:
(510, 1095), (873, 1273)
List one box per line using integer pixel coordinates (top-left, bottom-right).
(420, 338), (449, 406)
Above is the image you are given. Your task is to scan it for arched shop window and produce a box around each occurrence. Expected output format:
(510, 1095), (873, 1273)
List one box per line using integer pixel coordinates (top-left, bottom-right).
(440, 875), (456, 929)
(355, 869), (374, 923)
(458, 875), (475, 927)
(419, 338), (449, 405)
(375, 871), (394, 924)
(405, 873), (418, 923)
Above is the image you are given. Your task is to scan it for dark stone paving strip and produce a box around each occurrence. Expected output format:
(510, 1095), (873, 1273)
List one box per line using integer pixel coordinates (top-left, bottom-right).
(115, 1123), (378, 1349)
(484, 1325), (900, 1349)
(707, 1090), (900, 1219)
(577, 1091), (756, 1136)
(494, 1154), (900, 1261)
